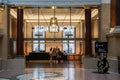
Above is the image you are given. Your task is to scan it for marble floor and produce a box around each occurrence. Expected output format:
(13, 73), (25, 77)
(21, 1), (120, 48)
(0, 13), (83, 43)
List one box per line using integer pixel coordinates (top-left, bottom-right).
(0, 61), (120, 80)
(26, 61), (83, 68)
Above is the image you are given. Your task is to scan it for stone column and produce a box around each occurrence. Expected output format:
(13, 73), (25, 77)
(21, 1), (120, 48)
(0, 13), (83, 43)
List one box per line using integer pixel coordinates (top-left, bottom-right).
(107, 0), (120, 57)
(17, 7), (24, 56)
(106, 0), (120, 73)
(85, 8), (92, 56)
(99, 2), (110, 41)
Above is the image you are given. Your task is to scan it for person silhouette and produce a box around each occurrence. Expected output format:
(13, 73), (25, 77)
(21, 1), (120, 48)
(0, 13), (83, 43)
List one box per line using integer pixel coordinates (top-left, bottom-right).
(97, 56), (102, 72)
(102, 55), (110, 73)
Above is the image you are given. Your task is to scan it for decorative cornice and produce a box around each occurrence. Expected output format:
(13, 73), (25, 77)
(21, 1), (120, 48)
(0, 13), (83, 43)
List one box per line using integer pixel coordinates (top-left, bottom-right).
(2, 0), (101, 6)
(106, 33), (120, 38)
(10, 38), (98, 41)
(106, 26), (120, 38)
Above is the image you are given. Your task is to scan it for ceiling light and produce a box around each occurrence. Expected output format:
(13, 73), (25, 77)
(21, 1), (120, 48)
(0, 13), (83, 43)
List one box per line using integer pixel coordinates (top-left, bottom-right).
(49, 6), (59, 32)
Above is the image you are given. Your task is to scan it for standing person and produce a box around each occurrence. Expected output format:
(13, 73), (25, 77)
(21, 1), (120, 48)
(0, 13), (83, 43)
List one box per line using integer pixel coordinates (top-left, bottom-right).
(63, 51), (67, 55)
(63, 51), (67, 61)
(56, 48), (62, 63)
(49, 47), (53, 61)
(52, 48), (57, 63)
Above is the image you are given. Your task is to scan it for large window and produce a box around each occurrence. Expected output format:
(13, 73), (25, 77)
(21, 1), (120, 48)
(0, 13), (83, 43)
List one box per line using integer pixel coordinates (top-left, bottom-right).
(32, 26), (75, 53)
(33, 26), (45, 52)
(63, 26), (75, 53)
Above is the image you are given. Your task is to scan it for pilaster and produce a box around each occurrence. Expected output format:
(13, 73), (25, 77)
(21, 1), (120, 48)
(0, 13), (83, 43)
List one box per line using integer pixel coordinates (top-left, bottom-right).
(85, 7), (92, 56)
(17, 7), (24, 56)
(99, 3), (110, 41)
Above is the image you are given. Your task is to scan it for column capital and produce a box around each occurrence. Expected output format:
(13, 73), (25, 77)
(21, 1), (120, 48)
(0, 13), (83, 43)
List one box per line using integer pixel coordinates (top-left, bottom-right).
(83, 5), (97, 9)
(16, 6), (25, 9)
(83, 5), (91, 9)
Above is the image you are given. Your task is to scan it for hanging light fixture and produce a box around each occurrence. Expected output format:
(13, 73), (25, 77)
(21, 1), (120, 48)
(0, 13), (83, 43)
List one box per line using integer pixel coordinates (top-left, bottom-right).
(65, 7), (73, 53)
(35, 7), (43, 36)
(65, 7), (73, 36)
(49, 6), (59, 32)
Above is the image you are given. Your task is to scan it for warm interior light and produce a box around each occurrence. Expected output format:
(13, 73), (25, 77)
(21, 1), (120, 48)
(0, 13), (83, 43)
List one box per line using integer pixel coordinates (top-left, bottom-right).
(51, 6), (55, 9)
(0, 7), (4, 11)
(50, 17), (58, 26)
(49, 6), (59, 32)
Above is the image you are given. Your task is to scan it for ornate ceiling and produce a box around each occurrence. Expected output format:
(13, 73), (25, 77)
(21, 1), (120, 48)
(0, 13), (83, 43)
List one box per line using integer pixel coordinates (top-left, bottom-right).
(10, 7), (98, 23)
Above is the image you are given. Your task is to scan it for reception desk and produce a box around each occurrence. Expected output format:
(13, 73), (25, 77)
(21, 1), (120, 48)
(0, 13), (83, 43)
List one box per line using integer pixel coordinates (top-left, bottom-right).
(67, 54), (81, 60)
(25, 52), (50, 61)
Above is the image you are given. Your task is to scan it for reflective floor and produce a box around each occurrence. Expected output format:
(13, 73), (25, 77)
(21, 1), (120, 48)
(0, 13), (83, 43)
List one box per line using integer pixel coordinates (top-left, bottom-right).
(0, 61), (120, 80)
(26, 61), (83, 68)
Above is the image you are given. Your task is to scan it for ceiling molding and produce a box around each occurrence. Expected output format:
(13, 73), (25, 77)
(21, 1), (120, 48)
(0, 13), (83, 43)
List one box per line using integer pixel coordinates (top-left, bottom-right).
(5, 0), (101, 7)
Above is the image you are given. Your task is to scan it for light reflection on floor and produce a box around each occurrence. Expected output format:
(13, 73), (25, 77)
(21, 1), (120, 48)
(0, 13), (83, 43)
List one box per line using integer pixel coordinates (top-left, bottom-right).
(15, 68), (76, 80)
(16, 73), (64, 80)
(0, 68), (120, 80)
(16, 68), (63, 80)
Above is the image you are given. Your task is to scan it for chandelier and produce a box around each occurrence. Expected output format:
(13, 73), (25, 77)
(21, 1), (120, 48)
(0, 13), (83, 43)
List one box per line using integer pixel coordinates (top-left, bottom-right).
(34, 7), (74, 34)
(49, 6), (59, 32)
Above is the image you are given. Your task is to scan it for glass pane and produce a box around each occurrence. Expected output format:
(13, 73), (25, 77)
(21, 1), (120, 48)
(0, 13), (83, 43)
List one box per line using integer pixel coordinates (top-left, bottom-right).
(69, 43), (75, 53)
(40, 44), (45, 50)
(63, 26), (75, 54)
(33, 44), (38, 51)
(33, 26), (45, 51)
(63, 44), (68, 53)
